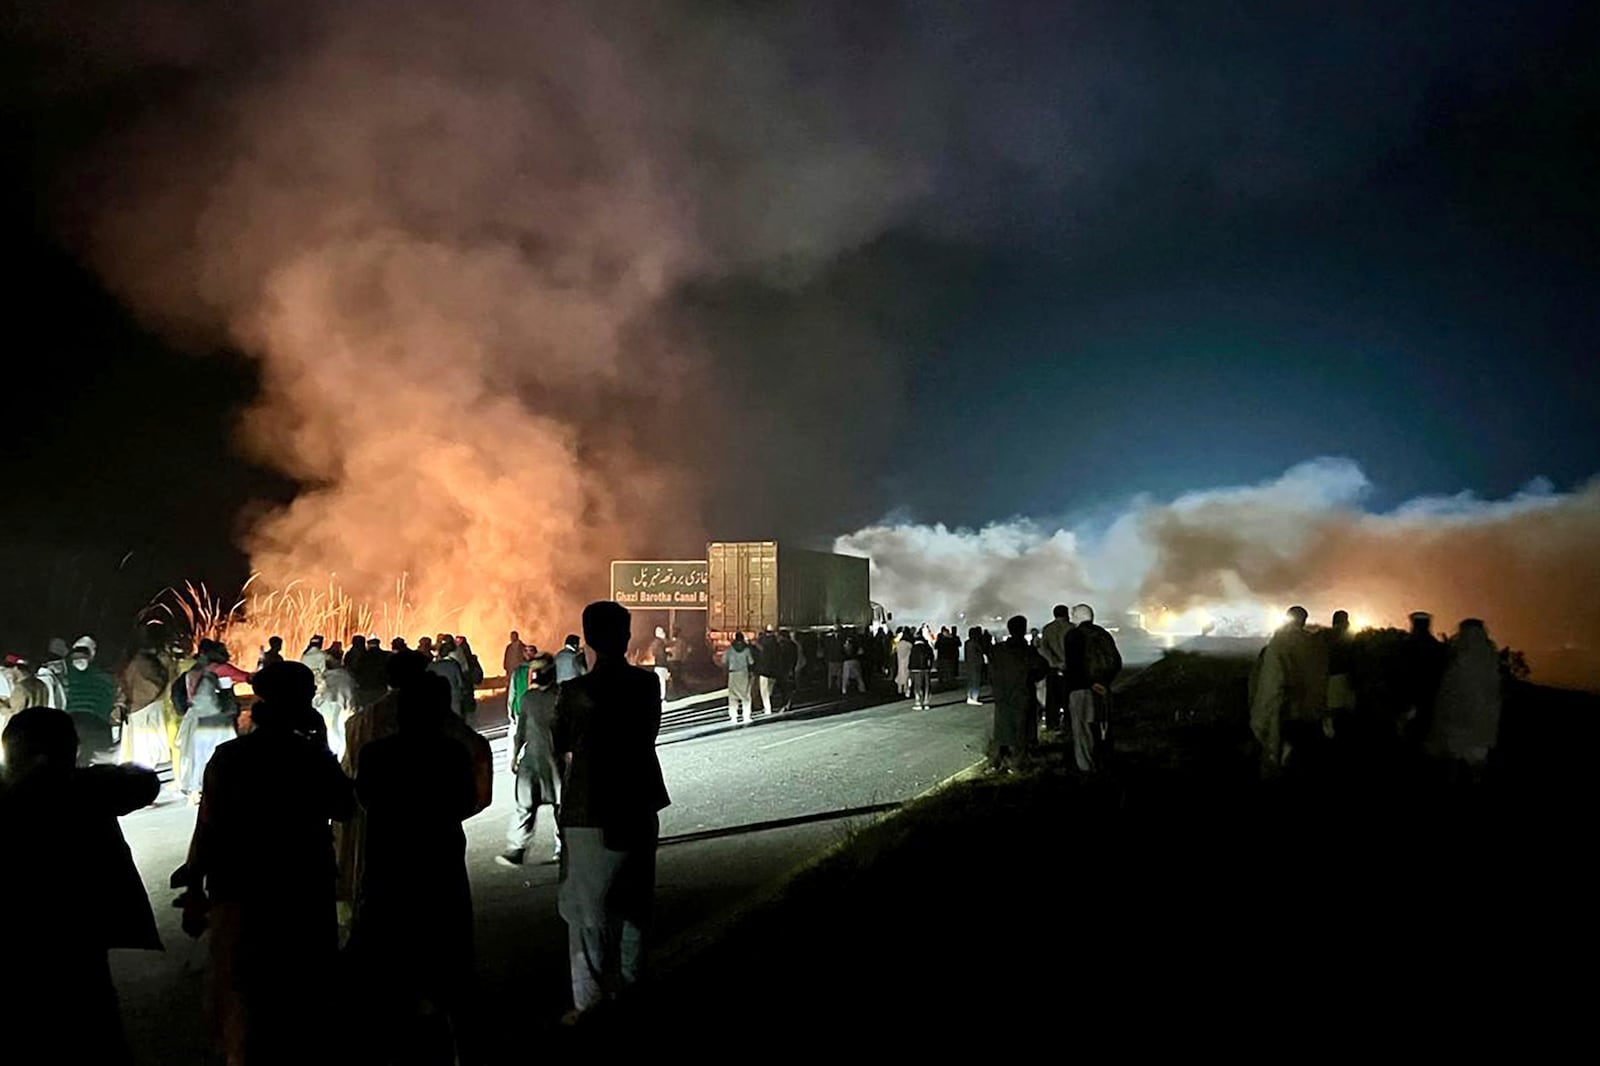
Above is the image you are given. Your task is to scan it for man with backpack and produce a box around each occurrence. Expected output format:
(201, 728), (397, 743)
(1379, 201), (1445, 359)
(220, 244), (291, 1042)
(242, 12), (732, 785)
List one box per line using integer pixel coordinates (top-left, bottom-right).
(174, 641), (253, 803)
(1061, 604), (1122, 773)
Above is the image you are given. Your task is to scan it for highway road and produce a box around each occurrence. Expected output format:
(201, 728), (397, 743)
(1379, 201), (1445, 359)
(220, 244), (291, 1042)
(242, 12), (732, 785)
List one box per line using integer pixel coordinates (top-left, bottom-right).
(109, 685), (991, 1063)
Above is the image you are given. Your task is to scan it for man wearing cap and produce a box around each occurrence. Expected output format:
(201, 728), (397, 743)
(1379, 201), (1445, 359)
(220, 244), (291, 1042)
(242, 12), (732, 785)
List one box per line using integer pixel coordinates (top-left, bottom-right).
(1, 655), (51, 738)
(1399, 611), (1448, 745)
(65, 643), (118, 763)
(497, 653), (563, 866)
(300, 634), (329, 682)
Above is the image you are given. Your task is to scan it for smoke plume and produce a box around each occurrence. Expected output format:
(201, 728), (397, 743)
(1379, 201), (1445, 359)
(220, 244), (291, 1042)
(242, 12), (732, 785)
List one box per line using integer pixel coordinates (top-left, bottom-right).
(840, 459), (1600, 689)
(56, 1), (953, 642)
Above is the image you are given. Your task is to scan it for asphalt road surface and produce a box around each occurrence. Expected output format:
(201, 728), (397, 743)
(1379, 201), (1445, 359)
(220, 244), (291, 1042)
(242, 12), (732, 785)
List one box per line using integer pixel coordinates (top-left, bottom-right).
(110, 685), (990, 1063)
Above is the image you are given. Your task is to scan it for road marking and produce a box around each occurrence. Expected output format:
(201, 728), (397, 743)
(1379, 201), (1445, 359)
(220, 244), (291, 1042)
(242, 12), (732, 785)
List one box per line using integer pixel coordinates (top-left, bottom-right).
(757, 719), (858, 750)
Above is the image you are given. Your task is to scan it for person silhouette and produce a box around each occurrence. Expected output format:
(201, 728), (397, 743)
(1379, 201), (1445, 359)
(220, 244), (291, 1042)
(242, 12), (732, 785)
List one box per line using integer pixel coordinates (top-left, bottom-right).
(350, 669), (484, 1063)
(986, 615), (1048, 772)
(176, 661), (354, 1064)
(554, 601), (671, 1019)
(2, 707), (160, 1064)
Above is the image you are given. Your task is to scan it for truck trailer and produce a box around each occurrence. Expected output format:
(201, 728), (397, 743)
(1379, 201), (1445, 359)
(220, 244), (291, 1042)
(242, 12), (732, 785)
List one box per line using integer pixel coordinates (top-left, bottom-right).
(706, 541), (872, 636)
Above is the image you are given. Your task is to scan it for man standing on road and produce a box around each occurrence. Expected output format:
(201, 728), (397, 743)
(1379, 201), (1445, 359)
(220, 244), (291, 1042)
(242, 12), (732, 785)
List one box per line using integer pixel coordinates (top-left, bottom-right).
(908, 630), (934, 709)
(177, 661), (355, 1063)
(556, 634), (589, 684)
(935, 627), (961, 688)
(428, 636), (468, 716)
(1062, 604), (1123, 773)
(553, 601), (671, 1021)
(841, 632), (868, 696)
(65, 642), (118, 763)
(964, 627), (986, 705)
(1039, 605), (1075, 734)
(503, 631), (527, 681)
(987, 616), (1047, 772)
(823, 628), (844, 693)
(114, 637), (170, 769)
(777, 629), (800, 712)
(352, 668), (485, 1063)
(757, 627), (782, 716)
(498, 655), (563, 866)
(722, 632), (757, 725)
(647, 626), (670, 702)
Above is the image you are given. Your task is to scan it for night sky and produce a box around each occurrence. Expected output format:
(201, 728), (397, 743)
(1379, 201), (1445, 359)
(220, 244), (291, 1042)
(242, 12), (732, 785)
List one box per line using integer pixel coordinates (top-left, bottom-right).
(1, 1), (1596, 651)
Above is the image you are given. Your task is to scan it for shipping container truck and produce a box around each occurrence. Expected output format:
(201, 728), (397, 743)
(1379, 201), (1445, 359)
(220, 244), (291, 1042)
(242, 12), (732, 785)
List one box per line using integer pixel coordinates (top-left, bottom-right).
(706, 541), (871, 637)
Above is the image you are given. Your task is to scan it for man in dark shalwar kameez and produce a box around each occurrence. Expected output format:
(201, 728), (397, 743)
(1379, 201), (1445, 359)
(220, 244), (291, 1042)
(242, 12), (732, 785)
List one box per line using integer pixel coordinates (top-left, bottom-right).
(177, 661), (354, 1065)
(352, 670), (485, 1064)
(986, 615), (1048, 772)
(554, 601), (671, 1020)
(498, 654), (562, 866)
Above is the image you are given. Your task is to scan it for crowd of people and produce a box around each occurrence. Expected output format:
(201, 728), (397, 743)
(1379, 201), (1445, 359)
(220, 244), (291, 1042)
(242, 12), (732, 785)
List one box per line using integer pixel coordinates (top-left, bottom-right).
(0, 604), (671, 1064)
(1247, 606), (1508, 780)
(700, 601), (1508, 782)
(707, 606), (1124, 775)
(0, 595), (1519, 1062)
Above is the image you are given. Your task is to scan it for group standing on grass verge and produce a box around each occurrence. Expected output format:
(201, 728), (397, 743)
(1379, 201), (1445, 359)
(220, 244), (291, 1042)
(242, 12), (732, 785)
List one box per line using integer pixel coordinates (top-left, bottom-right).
(1248, 607), (1508, 781)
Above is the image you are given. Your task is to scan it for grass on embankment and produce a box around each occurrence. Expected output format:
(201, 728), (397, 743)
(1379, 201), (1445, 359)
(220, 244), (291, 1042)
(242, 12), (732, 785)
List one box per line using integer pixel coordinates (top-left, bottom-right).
(576, 650), (1596, 1053)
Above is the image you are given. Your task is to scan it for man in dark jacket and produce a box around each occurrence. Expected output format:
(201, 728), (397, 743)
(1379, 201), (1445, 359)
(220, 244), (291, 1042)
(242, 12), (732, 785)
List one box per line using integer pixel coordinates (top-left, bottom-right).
(553, 601), (671, 1018)
(555, 634), (589, 684)
(987, 616), (1048, 771)
(757, 628), (782, 715)
(964, 627), (987, 705)
(2, 707), (160, 1065)
(1398, 611), (1448, 745)
(777, 630), (800, 712)
(177, 661), (356, 1063)
(935, 627), (961, 687)
(353, 669), (484, 1064)
(908, 631), (935, 709)
(822, 629), (845, 692)
(1061, 604), (1123, 773)
(428, 636), (467, 715)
